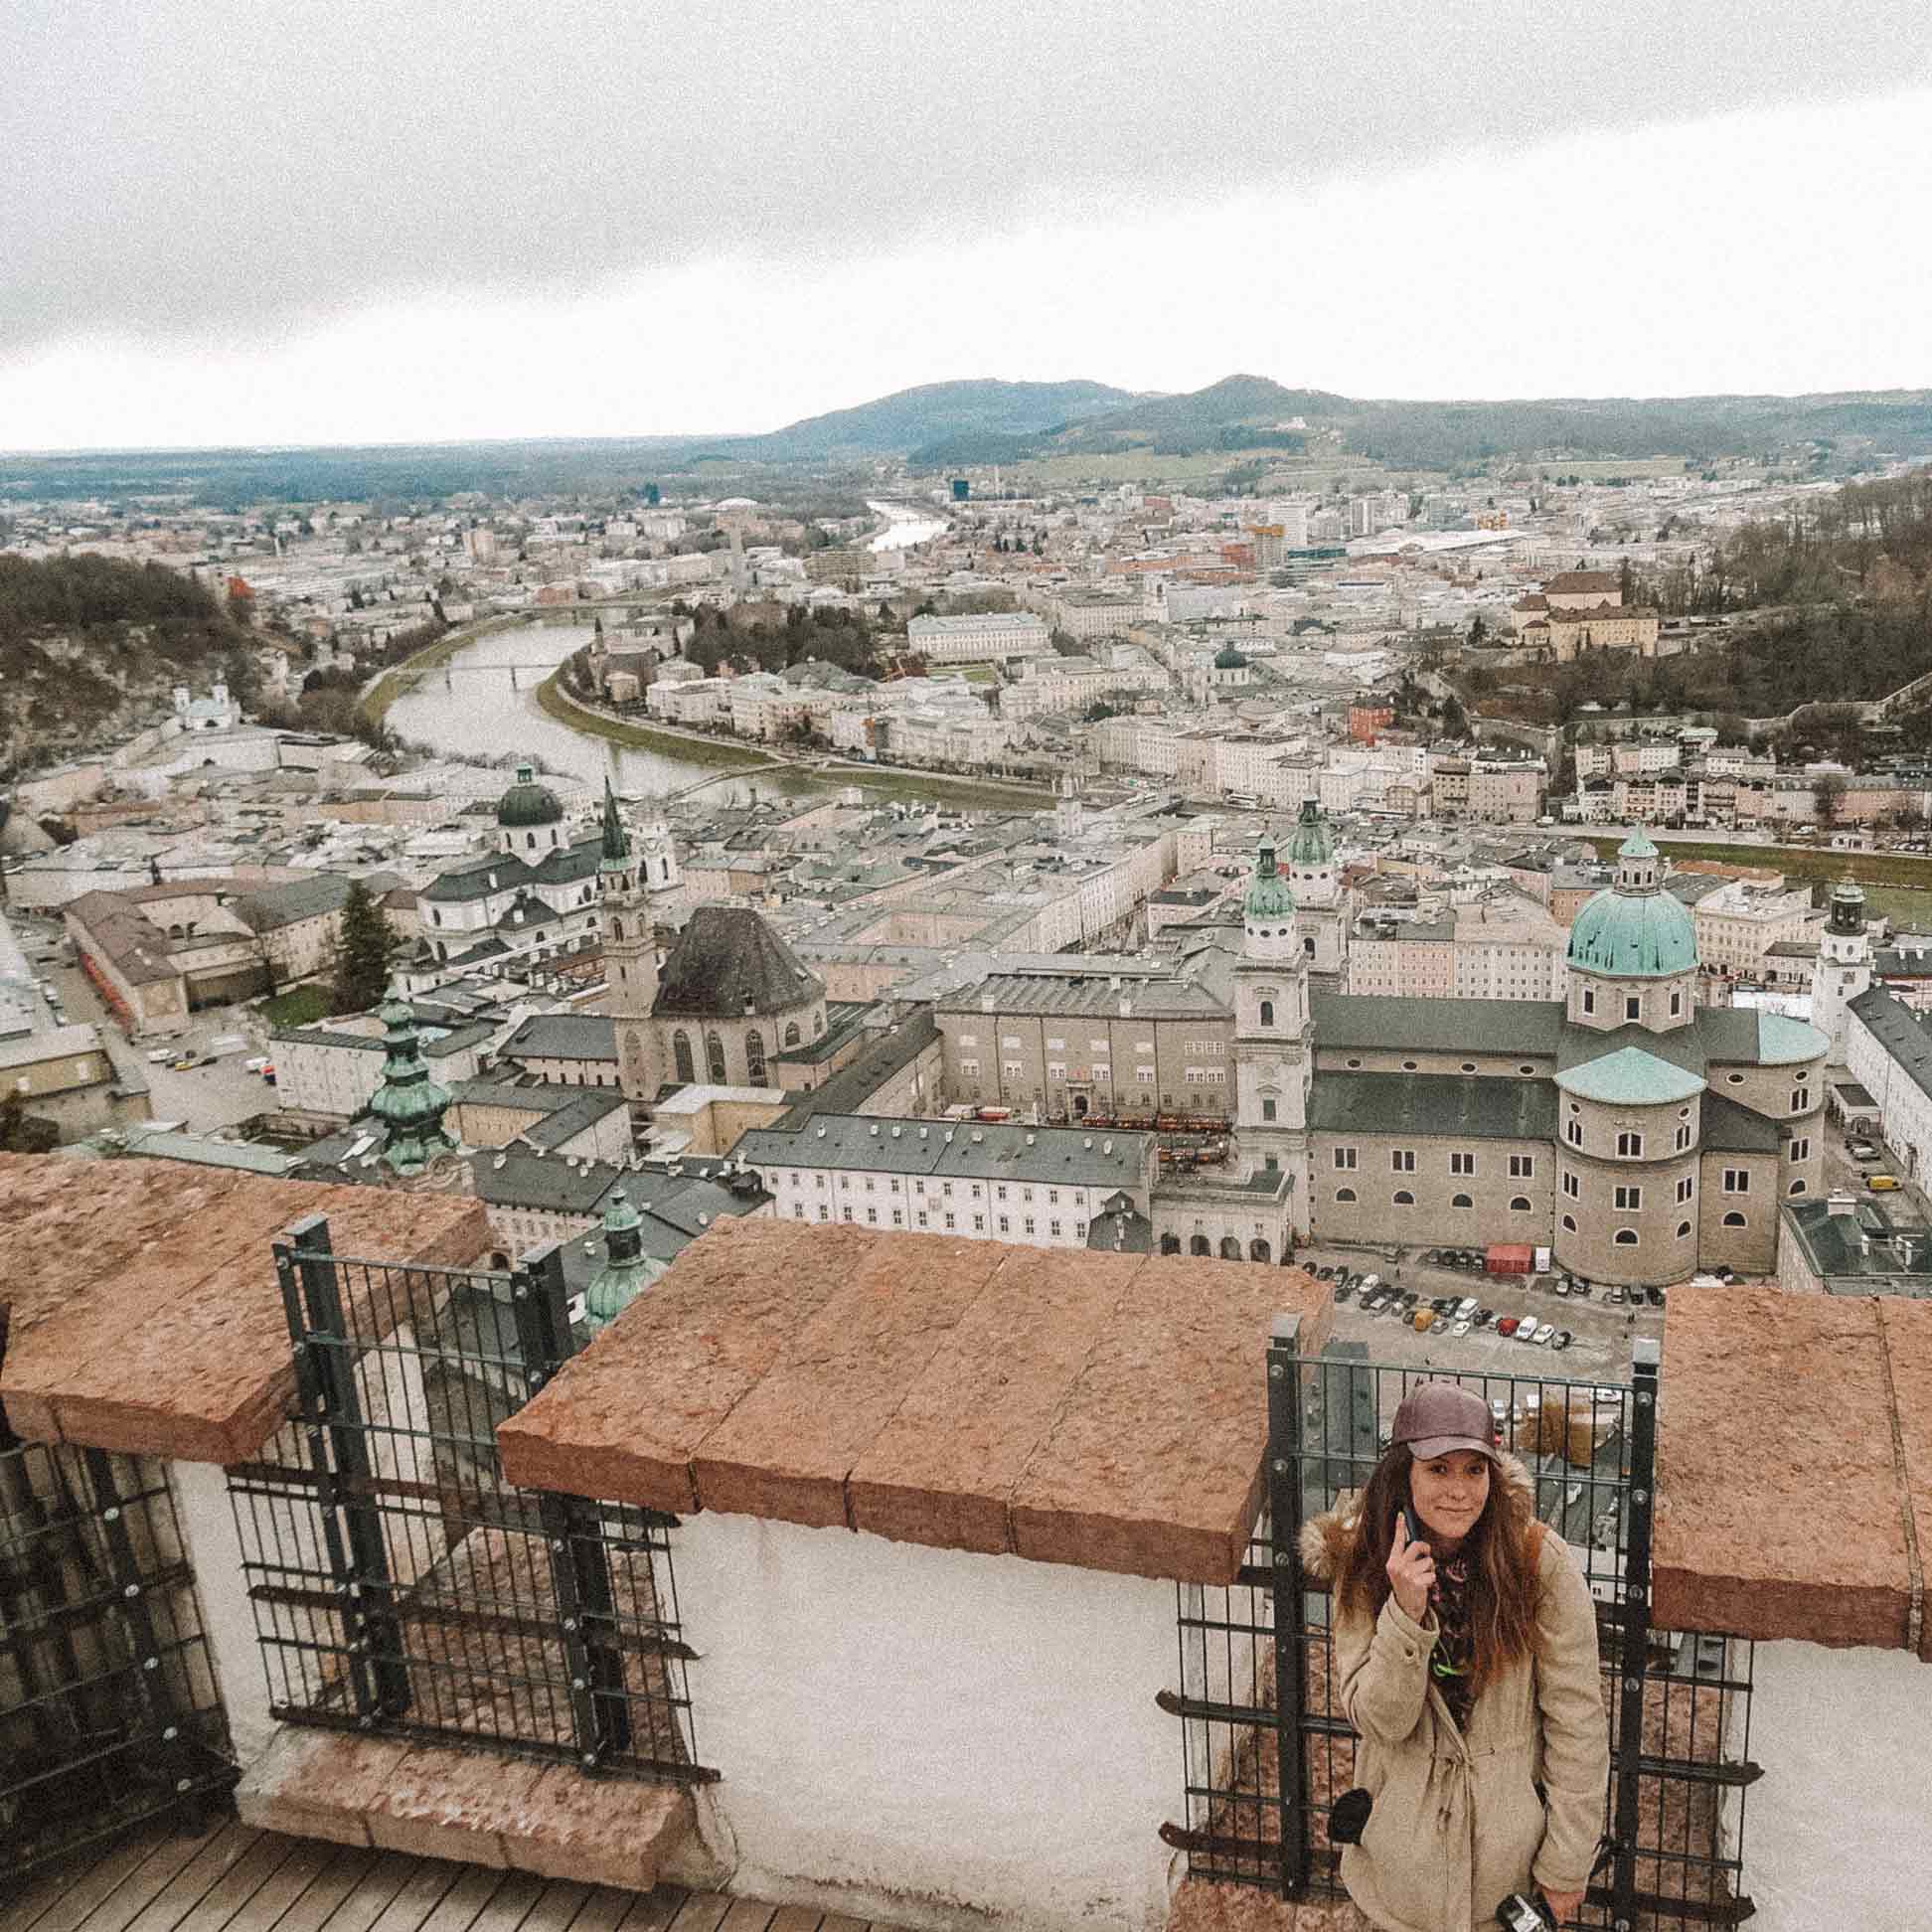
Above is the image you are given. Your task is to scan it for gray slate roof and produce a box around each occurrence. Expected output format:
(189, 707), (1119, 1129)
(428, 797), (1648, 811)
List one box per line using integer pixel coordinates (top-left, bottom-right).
(942, 973), (1227, 1021)
(733, 1113), (1152, 1188)
(501, 1014), (618, 1062)
(1310, 994), (1566, 1057)
(1699, 1089), (1783, 1154)
(1308, 1072), (1556, 1142)
(654, 905), (824, 1018)
(1848, 985), (1932, 1103)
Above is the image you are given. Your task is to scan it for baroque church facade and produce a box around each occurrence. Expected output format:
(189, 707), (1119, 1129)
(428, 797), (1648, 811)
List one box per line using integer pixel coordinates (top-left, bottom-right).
(1150, 820), (1830, 1287)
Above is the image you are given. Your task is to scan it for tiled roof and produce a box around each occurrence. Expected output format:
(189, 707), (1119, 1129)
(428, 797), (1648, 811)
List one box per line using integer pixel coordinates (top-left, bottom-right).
(1307, 1071), (1557, 1141)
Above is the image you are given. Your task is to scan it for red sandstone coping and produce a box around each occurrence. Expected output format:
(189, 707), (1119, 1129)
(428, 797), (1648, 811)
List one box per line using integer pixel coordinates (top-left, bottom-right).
(1653, 1285), (1931, 1658)
(0, 1153), (490, 1463)
(498, 1217), (1333, 1586)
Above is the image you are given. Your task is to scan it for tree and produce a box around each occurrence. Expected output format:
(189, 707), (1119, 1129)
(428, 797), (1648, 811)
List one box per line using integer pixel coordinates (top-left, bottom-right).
(1467, 613), (1489, 648)
(1813, 769), (1848, 829)
(0, 1090), (60, 1154)
(331, 880), (400, 1015)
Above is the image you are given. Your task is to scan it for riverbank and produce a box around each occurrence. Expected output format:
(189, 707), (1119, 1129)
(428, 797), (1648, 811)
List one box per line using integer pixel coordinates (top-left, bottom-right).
(360, 615), (528, 726)
(1582, 832), (1932, 891)
(536, 671), (1051, 810)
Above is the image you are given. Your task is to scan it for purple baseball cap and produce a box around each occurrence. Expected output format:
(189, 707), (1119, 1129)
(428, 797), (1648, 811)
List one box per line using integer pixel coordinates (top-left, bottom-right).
(1391, 1381), (1500, 1464)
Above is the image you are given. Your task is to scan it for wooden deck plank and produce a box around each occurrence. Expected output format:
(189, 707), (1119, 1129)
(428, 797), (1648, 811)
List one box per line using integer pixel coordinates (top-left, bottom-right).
(166, 1834), (306, 1932)
(179, 1838), (339, 1932)
(812, 1918), (867, 1932)
(662, 1902), (730, 1932)
(762, 1911), (822, 1932)
(7, 1820), (228, 1932)
(555, 1892), (633, 1932)
(606, 1892), (686, 1932)
(360, 1861), (463, 1932)
(245, 1846), (382, 1932)
(304, 1852), (419, 1932)
(459, 1874), (547, 1932)
(408, 1867), (510, 1932)
(712, 1908), (772, 1932)
(116, 1825), (263, 1932)
(499, 1886), (588, 1932)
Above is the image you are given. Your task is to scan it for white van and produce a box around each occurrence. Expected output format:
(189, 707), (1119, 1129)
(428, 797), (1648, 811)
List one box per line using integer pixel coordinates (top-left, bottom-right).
(147, 1048), (176, 1065)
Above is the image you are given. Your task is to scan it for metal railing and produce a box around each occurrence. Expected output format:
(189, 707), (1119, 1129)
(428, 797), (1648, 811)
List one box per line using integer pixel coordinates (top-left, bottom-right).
(1160, 1331), (1759, 1928)
(1, 1436), (235, 1878)
(227, 1214), (712, 1785)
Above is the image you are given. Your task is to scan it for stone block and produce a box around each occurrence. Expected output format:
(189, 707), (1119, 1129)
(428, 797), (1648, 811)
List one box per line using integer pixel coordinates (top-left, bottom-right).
(1008, 1257), (1331, 1585)
(233, 1728), (400, 1847)
(363, 1742), (546, 1866)
(691, 1233), (1000, 1528)
(1653, 1286), (1913, 1647)
(498, 1217), (871, 1509)
(1873, 1299), (1932, 1664)
(504, 1762), (692, 1888)
(846, 1244), (1139, 1554)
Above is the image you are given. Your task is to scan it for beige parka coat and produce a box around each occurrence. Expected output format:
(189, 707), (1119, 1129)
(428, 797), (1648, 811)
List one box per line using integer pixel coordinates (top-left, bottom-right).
(1299, 1453), (1610, 1932)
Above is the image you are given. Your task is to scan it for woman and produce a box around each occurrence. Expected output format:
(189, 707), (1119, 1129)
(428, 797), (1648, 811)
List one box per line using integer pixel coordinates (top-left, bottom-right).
(1300, 1381), (1609, 1931)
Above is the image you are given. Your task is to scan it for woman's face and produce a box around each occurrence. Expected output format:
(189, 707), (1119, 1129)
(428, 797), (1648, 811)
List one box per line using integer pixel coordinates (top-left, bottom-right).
(1409, 1449), (1492, 1546)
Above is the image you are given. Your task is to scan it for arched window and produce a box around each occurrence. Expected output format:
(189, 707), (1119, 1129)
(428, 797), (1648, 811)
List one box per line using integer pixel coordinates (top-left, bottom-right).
(706, 1031), (727, 1082)
(1788, 1179), (1807, 1195)
(1676, 1219), (1692, 1238)
(1249, 1238), (1271, 1264)
(1219, 1236), (1242, 1260)
(1723, 1211), (1747, 1226)
(1335, 1188), (1358, 1204)
(672, 1030), (695, 1082)
(1510, 1196), (1531, 1211)
(611, 917), (624, 940)
(527, 831), (536, 849)
(1392, 1191), (1414, 1207)
(745, 1030), (767, 1084)
(1561, 1214), (1577, 1232)
(1190, 1234), (1211, 1257)
(784, 1021), (801, 1046)
(1614, 1229), (1639, 1245)
(1259, 1000), (1274, 1028)
(1160, 1233), (1182, 1255)
(489, 1250), (510, 1271)
(1451, 1194), (1473, 1209)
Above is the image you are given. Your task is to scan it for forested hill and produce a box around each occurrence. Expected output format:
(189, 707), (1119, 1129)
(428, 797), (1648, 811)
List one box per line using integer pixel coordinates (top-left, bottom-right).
(0, 554), (254, 777)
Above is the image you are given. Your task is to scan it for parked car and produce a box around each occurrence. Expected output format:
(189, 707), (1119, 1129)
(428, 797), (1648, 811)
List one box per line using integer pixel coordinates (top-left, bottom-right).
(1530, 1322), (1555, 1346)
(146, 1048), (175, 1065)
(1455, 1297), (1479, 1320)
(1609, 1285), (1627, 1306)
(1412, 1310), (1433, 1334)
(1646, 1286), (1667, 1308)
(1550, 1329), (1574, 1352)
(1333, 1276), (1356, 1304)
(169, 1056), (197, 1071)
(1518, 1321), (1542, 1343)
(1868, 1174), (1903, 1192)
(1849, 1140), (1881, 1162)
(1451, 1319), (1471, 1337)
(1553, 1277), (1570, 1297)
(1497, 1317), (1521, 1337)
(1474, 1307), (1495, 1328)
(1428, 1315), (1450, 1335)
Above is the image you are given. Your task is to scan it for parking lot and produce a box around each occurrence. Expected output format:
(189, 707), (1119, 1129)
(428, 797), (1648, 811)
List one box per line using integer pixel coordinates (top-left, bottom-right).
(1297, 1243), (1663, 1389)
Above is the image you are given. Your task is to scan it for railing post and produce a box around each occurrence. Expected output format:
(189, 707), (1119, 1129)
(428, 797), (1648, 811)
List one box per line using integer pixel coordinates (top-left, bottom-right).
(1266, 1312), (1311, 1898)
(510, 1241), (632, 1768)
(1610, 1337), (1660, 1930)
(275, 1213), (409, 1722)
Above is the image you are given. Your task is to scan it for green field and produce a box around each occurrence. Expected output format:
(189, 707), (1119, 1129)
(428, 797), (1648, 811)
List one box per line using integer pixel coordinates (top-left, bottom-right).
(258, 984), (333, 1029)
(1582, 834), (1932, 893)
(1852, 885), (1932, 931)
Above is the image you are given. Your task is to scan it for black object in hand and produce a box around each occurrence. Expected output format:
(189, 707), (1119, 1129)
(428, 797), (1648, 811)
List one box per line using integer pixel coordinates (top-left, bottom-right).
(1495, 1893), (1553, 1930)
(1330, 1787), (1372, 1845)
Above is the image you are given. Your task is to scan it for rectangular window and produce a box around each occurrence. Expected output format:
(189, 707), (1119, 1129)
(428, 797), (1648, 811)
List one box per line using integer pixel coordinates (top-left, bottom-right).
(1509, 1155), (1534, 1178)
(1137, 1066), (1155, 1082)
(1676, 1124), (1692, 1151)
(1581, 987), (1595, 1015)
(973, 1214), (985, 1231)
(1723, 1169), (1750, 1194)
(1047, 1189), (1059, 1205)
(945, 1212), (957, 1229)
(1449, 1152), (1475, 1177)
(819, 1206), (830, 1221)
(1334, 1147), (1358, 1170)
(1046, 1062), (1065, 1078)
(1625, 995), (1641, 1022)
(892, 1209), (903, 1226)
(865, 1177), (876, 1192)
(890, 1178), (901, 1194)
(916, 1210), (929, 1228)
(1562, 1171), (1580, 1200)
(792, 1203), (805, 1219)
(1261, 1099), (1277, 1121)
(943, 1182), (954, 1199)
(960, 1058), (979, 1076)
(999, 1215), (1011, 1232)
(1791, 1137), (1810, 1162)
(866, 1207), (878, 1224)
(1093, 1063), (1111, 1081)
(970, 1184), (983, 1200)
(1614, 1185), (1642, 1211)
(1790, 1089), (1807, 1112)
(1003, 1060), (1023, 1076)
(1024, 1216), (1036, 1234)
(840, 1176), (851, 1192)
(1677, 1176), (1693, 1204)
(1670, 991), (1684, 1017)
(842, 1207), (854, 1222)
(1566, 1120), (1583, 1147)
(1046, 1036), (1065, 1050)
(1617, 1132), (1644, 1158)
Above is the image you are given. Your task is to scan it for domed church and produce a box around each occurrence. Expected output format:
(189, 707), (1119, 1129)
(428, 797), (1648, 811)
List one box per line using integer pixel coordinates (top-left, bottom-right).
(1301, 829), (1829, 1286)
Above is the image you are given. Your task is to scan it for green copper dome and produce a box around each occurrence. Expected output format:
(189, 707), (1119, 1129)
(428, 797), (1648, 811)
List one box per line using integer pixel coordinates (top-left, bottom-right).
(1566, 828), (1695, 978)
(1213, 642), (1250, 670)
(367, 980), (456, 1174)
(1285, 796), (1335, 868)
(1244, 830), (1295, 921)
(582, 1187), (664, 1334)
(497, 760), (564, 829)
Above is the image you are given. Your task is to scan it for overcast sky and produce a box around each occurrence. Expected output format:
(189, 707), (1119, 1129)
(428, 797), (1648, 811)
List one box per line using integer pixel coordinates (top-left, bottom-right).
(5, 1), (1931, 450)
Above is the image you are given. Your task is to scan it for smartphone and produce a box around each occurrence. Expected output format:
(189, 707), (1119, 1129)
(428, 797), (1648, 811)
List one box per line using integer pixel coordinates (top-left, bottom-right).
(1402, 1502), (1425, 1547)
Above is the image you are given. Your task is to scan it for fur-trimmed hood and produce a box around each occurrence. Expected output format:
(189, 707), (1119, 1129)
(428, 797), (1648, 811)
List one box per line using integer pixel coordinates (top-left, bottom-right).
(1296, 1448), (1535, 1583)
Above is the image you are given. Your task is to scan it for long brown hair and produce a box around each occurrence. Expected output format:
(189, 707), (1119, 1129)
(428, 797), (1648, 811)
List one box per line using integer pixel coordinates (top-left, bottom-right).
(1335, 1442), (1538, 1699)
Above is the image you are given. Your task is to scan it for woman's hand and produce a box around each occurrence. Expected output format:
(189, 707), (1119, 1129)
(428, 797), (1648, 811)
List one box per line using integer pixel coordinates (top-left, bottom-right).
(1386, 1519), (1435, 1624)
(1539, 1886), (1583, 1924)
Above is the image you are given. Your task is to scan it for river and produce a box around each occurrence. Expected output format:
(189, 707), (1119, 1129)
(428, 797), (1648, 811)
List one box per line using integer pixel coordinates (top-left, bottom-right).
(867, 499), (949, 551)
(386, 621), (811, 806)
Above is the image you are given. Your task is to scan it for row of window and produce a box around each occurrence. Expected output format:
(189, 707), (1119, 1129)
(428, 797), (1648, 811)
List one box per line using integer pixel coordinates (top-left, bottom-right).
(973, 1034), (1158, 1054)
(1335, 1190), (1537, 1211)
(783, 1172), (1078, 1206)
(1335, 1149), (1535, 1179)
(1578, 986), (1686, 1022)
(1341, 1057), (1541, 1075)
(668, 1021), (810, 1085)
(791, 1202), (1089, 1237)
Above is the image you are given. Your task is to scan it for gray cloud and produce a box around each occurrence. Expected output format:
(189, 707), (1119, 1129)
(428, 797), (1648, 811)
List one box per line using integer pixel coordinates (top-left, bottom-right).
(5, 0), (1930, 355)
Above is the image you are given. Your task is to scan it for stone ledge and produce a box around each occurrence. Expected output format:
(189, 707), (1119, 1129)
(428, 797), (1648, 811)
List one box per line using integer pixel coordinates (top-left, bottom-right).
(235, 1727), (691, 1889)
(0, 1153), (489, 1463)
(1653, 1285), (1930, 1655)
(499, 1218), (1332, 1586)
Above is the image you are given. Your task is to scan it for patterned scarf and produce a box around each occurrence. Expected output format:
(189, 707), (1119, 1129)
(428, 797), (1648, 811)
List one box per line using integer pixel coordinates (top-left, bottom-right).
(1427, 1546), (1477, 1733)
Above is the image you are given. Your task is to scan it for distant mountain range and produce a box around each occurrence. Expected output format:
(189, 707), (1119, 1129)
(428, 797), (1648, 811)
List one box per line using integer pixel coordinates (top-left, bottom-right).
(684, 372), (1932, 472)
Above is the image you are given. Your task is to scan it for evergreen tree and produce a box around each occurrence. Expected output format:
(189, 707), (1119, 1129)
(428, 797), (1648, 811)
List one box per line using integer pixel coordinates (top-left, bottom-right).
(331, 880), (400, 1015)
(0, 1090), (59, 1154)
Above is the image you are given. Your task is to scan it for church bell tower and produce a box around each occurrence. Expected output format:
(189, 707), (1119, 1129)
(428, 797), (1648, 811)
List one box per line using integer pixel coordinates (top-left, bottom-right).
(599, 779), (664, 1113)
(1810, 875), (1871, 1063)
(1231, 828), (1313, 1233)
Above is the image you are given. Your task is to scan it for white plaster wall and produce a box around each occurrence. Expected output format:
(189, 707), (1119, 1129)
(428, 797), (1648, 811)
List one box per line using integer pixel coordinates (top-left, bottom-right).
(675, 1512), (1184, 1932)
(1740, 1639), (1932, 1931)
